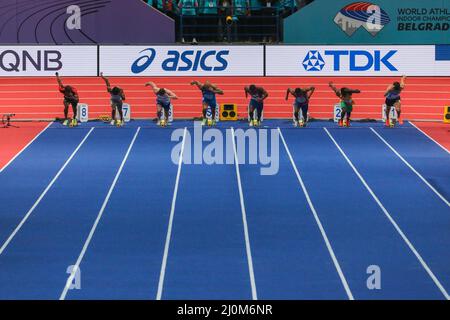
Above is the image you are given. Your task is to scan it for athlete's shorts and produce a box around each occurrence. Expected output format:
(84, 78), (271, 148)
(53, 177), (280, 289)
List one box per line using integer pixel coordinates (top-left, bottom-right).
(249, 99), (263, 112)
(64, 98), (78, 107)
(202, 98), (217, 109)
(158, 102), (172, 111)
(385, 97), (400, 107)
(340, 100), (353, 112)
(110, 98), (123, 109)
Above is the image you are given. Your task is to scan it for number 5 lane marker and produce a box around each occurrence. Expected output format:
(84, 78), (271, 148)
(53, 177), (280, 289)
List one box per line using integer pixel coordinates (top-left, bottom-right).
(0, 127), (94, 257)
(60, 127), (141, 300)
(324, 127), (449, 300)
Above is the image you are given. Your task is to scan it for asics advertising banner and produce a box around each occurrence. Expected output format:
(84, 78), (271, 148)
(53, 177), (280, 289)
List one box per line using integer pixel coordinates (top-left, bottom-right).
(99, 46), (264, 76)
(266, 45), (450, 76)
(0, 46), (97, 77)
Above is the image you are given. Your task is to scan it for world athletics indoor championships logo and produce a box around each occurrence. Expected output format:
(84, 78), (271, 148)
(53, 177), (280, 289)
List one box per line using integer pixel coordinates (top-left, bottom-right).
(334, 2), (391, 36)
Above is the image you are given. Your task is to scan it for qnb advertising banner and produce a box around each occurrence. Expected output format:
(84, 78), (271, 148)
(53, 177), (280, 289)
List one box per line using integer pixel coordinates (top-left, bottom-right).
(99, 46), (264, 76)
(0, 46), (97, 76)
(266, 45), (450, 76)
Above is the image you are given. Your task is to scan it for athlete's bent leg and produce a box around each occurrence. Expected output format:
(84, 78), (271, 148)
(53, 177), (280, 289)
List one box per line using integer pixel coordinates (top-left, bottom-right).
(395, 101), (402, 124)
(63, 101), (70, 119)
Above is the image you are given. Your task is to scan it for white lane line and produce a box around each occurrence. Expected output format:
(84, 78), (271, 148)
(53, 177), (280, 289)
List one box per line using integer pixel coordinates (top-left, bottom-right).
(231, 128), (258, 300)
(370, 128), (449, 207)
(59, 127), (141, 300)
(156, 127), (187, 300)
(278, 128), (354, 300)
(0, 121), (53, 173)
(0, 127), (94, 257)
(409, 121), (450, 155)
(324, 128), (450, 300)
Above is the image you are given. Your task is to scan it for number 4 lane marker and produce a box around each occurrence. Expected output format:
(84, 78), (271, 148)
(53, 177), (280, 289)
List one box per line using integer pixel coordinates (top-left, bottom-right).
(324, 127), (449, 300)
(0, 127), (94, 257)
(60, 127), (141, 300)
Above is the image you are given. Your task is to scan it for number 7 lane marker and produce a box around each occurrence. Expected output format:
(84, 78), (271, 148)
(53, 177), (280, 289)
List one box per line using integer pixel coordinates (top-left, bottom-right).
(60, 127), (141, 300)
(0, 127), (94, 257)
(278, 128), (354, 300)
(370, 127), (449, 207)
(156, 127), (187, 300)
(324, 128), (449, 300)
(231, 128), (257, 300)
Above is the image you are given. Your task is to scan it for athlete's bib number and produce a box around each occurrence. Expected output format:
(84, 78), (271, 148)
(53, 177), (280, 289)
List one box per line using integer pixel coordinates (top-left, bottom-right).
(334, 104), (342, 122)
(77, 103), (89, 122)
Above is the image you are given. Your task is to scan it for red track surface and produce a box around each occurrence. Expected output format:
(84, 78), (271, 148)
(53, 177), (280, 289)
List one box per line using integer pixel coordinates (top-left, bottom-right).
(412, 122), (450, 152)
(0, 76), (449, 120)
(0, 122), (49, 171)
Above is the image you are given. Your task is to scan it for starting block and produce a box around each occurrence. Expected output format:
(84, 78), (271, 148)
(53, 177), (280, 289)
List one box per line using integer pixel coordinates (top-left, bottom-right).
(76, 103), (89, 122)
(247, 103), (264, 122)
(382, 104), (397, 122)
(334, 103), (342, 122)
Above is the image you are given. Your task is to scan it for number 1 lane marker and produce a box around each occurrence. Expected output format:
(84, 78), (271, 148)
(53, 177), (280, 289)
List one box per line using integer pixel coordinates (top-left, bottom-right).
(0, 127), (94, 257)
(60, 127), (141, 300)
(324, 127), (449, 300)
(278, 128), (354, 300)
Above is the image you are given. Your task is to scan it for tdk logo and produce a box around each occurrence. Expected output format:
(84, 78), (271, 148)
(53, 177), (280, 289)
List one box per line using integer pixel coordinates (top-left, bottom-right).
(302, 50), (325, 71)
(303, 49), (397, 72)
(131, 48), (230, 73)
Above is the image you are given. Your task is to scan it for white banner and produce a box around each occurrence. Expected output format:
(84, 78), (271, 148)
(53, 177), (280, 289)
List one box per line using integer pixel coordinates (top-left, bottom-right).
(0, 46), (97, 76)
(99, 45), (264, 76)
(266, 45), (450, 76)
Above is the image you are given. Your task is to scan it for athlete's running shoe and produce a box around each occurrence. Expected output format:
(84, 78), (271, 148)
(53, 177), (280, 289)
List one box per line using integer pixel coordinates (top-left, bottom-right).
(398, 118), (403, 125)
(201, 118), (207, 126)
(63, 119), (69, 126)
(338, 119), (343, 127)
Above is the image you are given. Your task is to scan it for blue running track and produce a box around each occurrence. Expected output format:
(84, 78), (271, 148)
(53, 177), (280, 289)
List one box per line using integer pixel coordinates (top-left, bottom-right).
(0, 120), (448, 300)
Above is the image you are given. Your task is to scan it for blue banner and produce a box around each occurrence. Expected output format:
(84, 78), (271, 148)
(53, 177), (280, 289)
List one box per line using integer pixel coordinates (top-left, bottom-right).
(284, 0), (450, 44)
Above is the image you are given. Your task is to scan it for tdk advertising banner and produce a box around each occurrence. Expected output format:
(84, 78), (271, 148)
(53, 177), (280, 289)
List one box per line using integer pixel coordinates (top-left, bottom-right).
(266, 45), (450, 76)
(100, 46), (264, 76)
(0, 46), (97, 76)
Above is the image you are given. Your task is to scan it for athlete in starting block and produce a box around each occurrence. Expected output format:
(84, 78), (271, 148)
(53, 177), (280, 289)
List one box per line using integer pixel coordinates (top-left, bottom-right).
(100, 73), (125, 127)
(329, 82), (361, 127)
(56, 72), (79, 127)
(145, 81), (178, 127)
(190, 80), (223, 126)
(384, 75), (406, 127)
(286, 86), (315, 127)
(245, 84), (268, 127)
